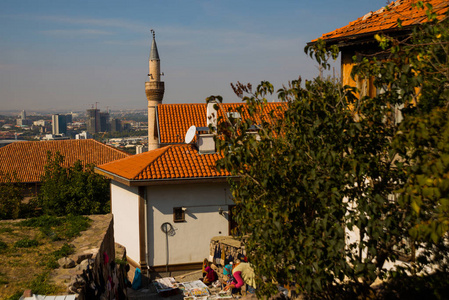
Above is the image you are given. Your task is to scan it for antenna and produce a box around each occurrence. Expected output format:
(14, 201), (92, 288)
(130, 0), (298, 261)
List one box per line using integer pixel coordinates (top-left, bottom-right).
(184, 125), (196, 144)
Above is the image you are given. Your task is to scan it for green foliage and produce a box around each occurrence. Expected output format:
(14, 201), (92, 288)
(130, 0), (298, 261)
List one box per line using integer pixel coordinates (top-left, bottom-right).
(0, 240), (7, 252)
(0, 172), (23, 220)
(29, 271), (61, 295)
(19, 214), (62, 227)
(352, 5), (449, 271)
(382, 271), (449, 300)
(214, 4), (449, 299)
(115, 257), (127, 265)
(38, 151), (111, 216)
(4, 291), (22, 300)
(14, 238), (39, 248)
(18, 214), (91, 240)
(45, 243), (75, 269)
(216, 76), (408, 298)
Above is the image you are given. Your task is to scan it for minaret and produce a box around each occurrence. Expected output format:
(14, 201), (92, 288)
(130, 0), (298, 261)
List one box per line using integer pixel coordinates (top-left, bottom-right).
(145, 29), (165, 151)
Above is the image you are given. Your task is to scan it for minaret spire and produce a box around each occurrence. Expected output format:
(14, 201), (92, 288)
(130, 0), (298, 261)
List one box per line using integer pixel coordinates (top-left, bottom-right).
(145, 29), (165, 151)
(149, 29), (160, 61)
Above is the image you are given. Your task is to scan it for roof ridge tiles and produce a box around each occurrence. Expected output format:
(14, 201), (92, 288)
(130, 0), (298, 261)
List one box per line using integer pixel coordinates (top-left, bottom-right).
(99, 145), (173, 180)
(96, 144), (231, 181)
(311, 0), (448, 44)
(0, 139), (130, 183)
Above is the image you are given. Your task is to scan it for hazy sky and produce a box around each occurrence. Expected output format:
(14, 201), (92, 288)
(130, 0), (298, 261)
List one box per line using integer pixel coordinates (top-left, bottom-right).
(0, 0), (389, 112)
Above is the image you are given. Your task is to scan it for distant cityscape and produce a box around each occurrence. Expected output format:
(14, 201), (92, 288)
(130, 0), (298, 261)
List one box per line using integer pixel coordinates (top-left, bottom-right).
(0, 107), (149, 154)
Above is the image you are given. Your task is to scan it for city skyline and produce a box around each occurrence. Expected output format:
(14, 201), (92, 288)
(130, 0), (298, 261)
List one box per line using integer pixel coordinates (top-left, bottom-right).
(1, 0), (388, 112)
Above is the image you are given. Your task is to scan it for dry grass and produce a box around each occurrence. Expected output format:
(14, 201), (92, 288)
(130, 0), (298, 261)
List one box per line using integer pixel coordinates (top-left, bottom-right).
(0, 216), (90, 300)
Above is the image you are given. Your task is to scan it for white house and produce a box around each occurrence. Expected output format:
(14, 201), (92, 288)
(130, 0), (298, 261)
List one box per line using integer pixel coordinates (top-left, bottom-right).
(96, 141), (235, 272)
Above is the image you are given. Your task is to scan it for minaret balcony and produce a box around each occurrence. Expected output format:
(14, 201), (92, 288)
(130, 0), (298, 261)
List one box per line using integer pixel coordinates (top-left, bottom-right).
(145, 81), (165, 89)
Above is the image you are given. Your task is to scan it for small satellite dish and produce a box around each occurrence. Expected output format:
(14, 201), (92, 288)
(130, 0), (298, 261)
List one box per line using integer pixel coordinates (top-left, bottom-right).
(184, 125), (196, 144)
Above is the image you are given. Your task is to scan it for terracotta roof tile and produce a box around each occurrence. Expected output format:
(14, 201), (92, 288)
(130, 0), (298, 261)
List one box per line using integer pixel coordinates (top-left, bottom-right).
(0, 139), (130, 183)
(157, 102), (285, 144)
(97, 144), (230, 181)
(313, 0), (448, 42)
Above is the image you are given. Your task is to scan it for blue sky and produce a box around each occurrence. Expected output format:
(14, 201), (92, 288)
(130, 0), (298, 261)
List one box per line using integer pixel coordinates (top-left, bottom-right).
(0, 0), (388, 112)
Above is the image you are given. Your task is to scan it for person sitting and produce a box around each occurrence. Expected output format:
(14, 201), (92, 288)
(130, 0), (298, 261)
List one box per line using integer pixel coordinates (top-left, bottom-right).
(202, 266), (218, 286)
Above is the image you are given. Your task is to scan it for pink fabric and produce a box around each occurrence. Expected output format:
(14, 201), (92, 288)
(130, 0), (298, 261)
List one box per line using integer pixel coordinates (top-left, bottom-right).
(205, 266), (217, 282)
(233, 271), (244, 289)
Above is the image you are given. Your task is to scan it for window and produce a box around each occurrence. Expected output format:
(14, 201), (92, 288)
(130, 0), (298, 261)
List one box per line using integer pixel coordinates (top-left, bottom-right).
(173, 207), (185, 223)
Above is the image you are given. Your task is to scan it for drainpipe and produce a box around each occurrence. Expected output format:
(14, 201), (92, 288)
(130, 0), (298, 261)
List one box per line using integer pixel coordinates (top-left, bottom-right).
(138, 186), (148, 271)
(144, 187), (150, 282)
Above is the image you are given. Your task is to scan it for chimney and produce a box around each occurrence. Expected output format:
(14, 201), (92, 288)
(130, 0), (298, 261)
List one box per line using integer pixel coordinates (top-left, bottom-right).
(206, 102), (217, 129)
(196, 127), (215, 154)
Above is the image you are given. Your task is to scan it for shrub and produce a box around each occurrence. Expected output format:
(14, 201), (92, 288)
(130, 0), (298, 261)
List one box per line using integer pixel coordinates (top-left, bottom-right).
(14, 238), (38, 248)
(0, 240), (7, 252)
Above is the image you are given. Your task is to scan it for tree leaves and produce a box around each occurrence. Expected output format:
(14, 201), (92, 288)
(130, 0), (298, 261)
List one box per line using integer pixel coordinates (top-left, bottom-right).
(213, 5), (449, 299)
(38, 152), (110, 216)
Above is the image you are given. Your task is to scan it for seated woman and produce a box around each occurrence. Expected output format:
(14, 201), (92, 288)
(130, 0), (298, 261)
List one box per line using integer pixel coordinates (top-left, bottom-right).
(202, 266), (218, 286)
(223, 262), (256, 294)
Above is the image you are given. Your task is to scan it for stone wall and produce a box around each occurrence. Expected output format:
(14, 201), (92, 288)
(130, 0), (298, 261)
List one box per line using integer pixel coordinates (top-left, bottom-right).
(50, 214), (128, 300)
(209, 236), (247, 267)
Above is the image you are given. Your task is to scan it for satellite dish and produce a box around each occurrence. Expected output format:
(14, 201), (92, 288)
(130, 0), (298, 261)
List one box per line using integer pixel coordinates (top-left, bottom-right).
(185, 125), (196, 144)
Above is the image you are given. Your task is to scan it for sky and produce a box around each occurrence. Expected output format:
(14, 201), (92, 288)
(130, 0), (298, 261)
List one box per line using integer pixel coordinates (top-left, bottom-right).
(0, 0), (390, 113)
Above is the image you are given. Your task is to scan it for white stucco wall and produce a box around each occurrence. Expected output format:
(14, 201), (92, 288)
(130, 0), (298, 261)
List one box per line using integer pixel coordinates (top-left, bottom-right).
(111, 181), (140, 264)
(147, 182), (233, 267)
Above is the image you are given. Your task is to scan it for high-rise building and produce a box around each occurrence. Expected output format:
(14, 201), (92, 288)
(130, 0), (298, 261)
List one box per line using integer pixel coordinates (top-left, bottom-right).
(87, 109), (110, 133)
(145, 30), (165, 151)
(111, 118), (122, 132)
(65, 114), (73, 125)
(86, 108), (100, 134)
(52, 114), (68, 135)
(16, 110), (31, 126)
(99, 112), (110, 132)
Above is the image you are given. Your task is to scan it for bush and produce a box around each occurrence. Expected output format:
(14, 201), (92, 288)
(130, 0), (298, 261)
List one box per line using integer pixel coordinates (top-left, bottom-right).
(46, 243), (75, 269)
(18, 214), (91, 240)
(0, 240), (7, 252)
(14, 238), (38, 248)
(38, 152), (111, 216)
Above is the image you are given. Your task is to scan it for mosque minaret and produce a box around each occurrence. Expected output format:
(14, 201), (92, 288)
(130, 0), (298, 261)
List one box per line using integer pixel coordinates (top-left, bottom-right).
(145, 29), (165, 151)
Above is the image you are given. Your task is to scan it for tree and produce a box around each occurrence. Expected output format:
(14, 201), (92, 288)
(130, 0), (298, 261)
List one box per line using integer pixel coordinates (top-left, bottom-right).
(38, 151), (110, 216)
(213, 4), (449, 299)
(0, 172), (23, 219)
(214, 78), (407, 298)
(353, 2), (449, 271)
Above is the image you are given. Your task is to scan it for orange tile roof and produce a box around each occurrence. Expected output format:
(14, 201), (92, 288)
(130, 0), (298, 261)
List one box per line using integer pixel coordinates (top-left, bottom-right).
(157, 102), (285, 144)
(0, 139), (130, 183)
(97, 144), (230, 181)
(313, 0), (448, 43)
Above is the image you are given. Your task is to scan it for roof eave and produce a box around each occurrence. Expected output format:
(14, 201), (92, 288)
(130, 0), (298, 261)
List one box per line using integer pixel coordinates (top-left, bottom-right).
(128, 176), (237, 186)
(95, 167), (237, 187)
(307, 25), (414, 48)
